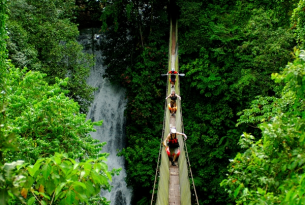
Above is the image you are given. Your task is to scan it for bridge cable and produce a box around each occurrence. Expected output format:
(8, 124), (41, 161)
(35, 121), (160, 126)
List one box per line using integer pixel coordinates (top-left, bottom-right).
(150, 77), (169, 205)
(151, 15), (199, 205)
(179, 75), (200, 204)
(176, 38), (200, 204)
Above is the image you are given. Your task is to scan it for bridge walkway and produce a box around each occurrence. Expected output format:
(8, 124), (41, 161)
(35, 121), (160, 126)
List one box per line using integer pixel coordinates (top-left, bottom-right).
(150, 2), (199, 204)
(153, 16), (192, 205)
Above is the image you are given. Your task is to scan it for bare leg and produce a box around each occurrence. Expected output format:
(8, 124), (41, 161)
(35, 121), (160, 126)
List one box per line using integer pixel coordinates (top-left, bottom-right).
(168, 103), (171, 113)
(171, 109), (175, 116)
(173, 154), (178, 162)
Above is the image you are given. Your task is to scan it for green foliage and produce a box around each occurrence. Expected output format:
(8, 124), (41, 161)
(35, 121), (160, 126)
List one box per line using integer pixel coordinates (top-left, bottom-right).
(0, 3), (23, 204)
(292, 0), (305, 49)
(0, 66), (116, 204)
(0, 160), (26, 205)
(177, 0), (297, 203)
(75, 0), (104, 26)
(17, 153), (112, 205)
(2, 153), (113, 205)
(2, 66), (104, 164)
(0, 0), (7, 66)
(99, 0), (169, 202)
(0, 0), (12, 162)
(0, 2), (20, 203)
(1, 1), (116, 204)
(117, 45), (168, 203)
(98, 0), (298, 204)
(6, 0), (95, 112)
(236, 96), (279, 127)
(0, 61), (115, 205)
(221, 51), (305, 204)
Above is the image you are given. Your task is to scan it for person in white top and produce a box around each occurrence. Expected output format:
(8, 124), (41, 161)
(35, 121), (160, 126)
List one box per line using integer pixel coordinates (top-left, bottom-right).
(163, 128), (187, 166)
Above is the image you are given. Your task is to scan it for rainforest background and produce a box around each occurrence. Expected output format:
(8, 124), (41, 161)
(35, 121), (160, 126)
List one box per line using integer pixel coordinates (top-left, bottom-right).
(2, 0), (305, 204)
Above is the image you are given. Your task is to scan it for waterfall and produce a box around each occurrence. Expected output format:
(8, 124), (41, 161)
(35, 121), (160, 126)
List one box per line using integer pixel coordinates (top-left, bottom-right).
(78, 28), (132, 205)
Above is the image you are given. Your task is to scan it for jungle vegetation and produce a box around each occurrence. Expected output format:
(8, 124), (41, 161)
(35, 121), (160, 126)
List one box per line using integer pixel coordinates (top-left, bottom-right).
(97, 0), (304, 204)
(1, 0), (117, 204)
(2, 0), (305, 204)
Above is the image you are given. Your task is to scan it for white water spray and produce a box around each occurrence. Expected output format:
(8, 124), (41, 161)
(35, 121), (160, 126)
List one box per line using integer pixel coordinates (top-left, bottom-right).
(79, 28), (132, 205)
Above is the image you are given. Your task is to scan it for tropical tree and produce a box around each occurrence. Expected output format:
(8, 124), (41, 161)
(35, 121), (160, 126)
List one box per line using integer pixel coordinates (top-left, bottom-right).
(0, 1), (116, 204)
(3, 66), (103, 164)
(221, 49), (305, 204)
(96, 0), (298, 203)
(6, 0), (95, 112)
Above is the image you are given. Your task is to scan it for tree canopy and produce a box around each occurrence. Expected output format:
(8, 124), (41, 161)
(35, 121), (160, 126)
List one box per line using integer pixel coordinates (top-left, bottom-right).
(6, 0), (95, 112)
(220, 1), (305, 204)
(0, 1), (116, 204)
(3, 0), (305, 204)
(97, 0), (300, 204)
(221, 49), (305, 204)
(1, 65), (115, 205)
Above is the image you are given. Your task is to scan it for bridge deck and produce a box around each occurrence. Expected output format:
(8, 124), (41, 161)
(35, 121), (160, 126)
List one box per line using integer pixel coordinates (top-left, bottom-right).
(155, 9), (192, 205)
(169, 165), (180, 204)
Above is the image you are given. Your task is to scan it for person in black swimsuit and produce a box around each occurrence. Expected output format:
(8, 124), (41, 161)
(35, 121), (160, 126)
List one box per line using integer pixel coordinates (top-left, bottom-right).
(166, 91), (181, 116)
(163, 128), (187, 166)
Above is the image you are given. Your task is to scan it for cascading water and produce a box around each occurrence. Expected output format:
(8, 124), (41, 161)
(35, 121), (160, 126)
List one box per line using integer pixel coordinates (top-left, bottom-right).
(78, 28), (132, 205)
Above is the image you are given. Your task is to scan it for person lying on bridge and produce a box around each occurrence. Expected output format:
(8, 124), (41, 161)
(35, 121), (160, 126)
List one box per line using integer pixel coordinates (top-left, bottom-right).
(168, 100), (177, 116)
(163, 128), (187, 166)
(168, 70), (178, 88)
(165, 90), (181, 108)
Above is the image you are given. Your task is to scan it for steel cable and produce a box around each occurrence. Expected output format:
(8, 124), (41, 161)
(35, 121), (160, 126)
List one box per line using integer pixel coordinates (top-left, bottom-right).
(179, 75), (200, 205)
(150, 75), (169, 205)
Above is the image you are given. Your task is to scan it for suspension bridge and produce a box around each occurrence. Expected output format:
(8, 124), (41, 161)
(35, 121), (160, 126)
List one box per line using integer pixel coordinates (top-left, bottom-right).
(150, 1), (199, 204)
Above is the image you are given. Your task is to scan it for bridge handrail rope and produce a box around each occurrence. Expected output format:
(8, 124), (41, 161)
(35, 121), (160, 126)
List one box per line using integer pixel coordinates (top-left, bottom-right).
(178, 76), (200, 205)
(150, 75), (169, 205)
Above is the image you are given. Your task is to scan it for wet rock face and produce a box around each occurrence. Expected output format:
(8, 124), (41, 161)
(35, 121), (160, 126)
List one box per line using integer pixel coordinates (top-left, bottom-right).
(79, 28), (132, 205)
(115, 191), (127, 205)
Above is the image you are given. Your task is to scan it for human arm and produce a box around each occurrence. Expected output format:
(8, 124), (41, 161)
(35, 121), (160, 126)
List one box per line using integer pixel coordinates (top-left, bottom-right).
(165, 94), (171, 100)
(163, 134), (170, 147)
(176, 132), (187, 140)
(176, 94), (181, 100)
